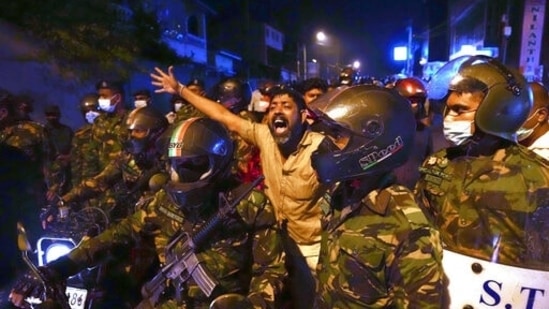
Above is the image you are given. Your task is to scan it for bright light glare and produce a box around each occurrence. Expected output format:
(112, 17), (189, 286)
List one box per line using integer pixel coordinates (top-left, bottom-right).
(316, 31), (327, 42)
(45, 243), (73, 263)
(393, 46), (408, 61)
(353, 61), (361, 69)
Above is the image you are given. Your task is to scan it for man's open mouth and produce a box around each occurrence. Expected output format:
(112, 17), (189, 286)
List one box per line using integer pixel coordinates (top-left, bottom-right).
(272, 117), (288, 135)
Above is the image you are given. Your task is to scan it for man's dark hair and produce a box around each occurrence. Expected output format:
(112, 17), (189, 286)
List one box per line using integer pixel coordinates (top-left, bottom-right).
(268, 85), (307, 111)
(132, 89), (152, 98)
(299, 78), (328, 95)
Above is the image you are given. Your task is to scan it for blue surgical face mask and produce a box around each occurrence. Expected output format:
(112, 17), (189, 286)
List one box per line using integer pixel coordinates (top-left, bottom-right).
(85, 110), (101, 124)
(443, 119), (473, 146)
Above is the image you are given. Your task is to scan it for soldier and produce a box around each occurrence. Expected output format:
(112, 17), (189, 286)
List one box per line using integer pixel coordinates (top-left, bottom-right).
(165, 79), (206, 124)
(43, 104), (74, 196)
(307, 85), (444, 308)
(0, 94), (50, 254)
(416, 55), (549, 308)
(12, 94), (34, 121)
(69, 93), (103, 207)
(93, 80), (130, 170)
(9, 117), (286, 309)
(132, 89), (153, 109)
(517, 81), (549, 160)
(57, 106), (169, 222)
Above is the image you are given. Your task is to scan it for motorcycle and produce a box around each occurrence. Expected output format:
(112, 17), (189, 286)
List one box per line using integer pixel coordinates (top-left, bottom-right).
(17, 205), (109, 309)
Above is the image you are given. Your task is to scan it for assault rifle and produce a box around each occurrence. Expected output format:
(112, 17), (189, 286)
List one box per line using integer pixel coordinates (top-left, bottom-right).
(136, 175), (264, 309)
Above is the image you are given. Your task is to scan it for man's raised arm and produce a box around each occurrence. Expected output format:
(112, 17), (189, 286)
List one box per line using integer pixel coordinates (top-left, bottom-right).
(151, 66), (248, 134)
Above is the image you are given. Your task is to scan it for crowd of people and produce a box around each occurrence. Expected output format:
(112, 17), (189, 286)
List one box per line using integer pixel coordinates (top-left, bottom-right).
(1, 55), (549, 308)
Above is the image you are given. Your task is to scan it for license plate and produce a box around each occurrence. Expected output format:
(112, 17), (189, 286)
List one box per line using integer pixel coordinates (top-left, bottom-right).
(65, 286), (88, 309)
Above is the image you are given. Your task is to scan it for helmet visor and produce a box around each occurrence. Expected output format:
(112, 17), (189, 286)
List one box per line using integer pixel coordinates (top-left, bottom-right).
(169, 155), (212, 183)
(428, 55), (490, 100)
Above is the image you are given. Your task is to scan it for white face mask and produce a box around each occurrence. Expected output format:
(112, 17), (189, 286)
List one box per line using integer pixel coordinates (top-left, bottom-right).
(174, 103), (183, 112)
(134, 100), (148, 109)
(443, 119), (473, 146)
(98, 98), (116, 113)
(253, 100), (270, 113)
(517, 123), (540, 141)
(516, 109), (541, 141)
(85, 110), (101, 124)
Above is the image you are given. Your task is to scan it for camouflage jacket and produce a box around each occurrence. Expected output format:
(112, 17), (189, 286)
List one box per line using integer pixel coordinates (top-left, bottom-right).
(63, 150), (165, 220)
(415, 144), (549, 269)
(65, 186), (286, 308)
(91, 111), (129, 170)
(69, 124), (102, 208)
(44, 123), (74, 195)
(173, 104), (204, 124)
(71, 124), (101, 186)
(315, 184), (444, 309)
(0, 120), (50, 180)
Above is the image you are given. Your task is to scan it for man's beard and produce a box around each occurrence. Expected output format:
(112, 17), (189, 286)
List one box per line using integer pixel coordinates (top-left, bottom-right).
(269, 121), (304, 146)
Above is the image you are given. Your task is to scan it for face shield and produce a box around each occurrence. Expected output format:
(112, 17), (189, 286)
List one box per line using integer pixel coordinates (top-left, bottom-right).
(427, 56), (482, 100)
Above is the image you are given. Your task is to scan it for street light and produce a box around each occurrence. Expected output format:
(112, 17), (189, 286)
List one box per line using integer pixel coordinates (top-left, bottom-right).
(299, 31), (340, 81)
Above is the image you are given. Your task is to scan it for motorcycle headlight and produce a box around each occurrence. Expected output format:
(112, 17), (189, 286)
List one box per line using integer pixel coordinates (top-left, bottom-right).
(37, 237), (76, 266)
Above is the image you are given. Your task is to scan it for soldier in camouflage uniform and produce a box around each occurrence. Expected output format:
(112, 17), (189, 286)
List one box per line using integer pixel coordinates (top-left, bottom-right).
(308, 85), (444, 308)
(0, 93), (51, 286)
(416, 56), (549, 308)
(94, 80), (130, 169)
(10, 117), (286, 309)
(166, 79), (206, 124)
(57, 106), (169, 222)
(0, 94), (52, 273)
(69, 93), (103, 208)
(43, 104), (74, 196)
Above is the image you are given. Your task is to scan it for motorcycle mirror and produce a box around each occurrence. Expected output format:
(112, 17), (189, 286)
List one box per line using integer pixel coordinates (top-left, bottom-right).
(17, 222), (33, 252)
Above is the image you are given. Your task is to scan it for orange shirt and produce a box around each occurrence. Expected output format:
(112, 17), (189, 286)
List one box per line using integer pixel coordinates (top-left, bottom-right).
(240, 121), (328, 244)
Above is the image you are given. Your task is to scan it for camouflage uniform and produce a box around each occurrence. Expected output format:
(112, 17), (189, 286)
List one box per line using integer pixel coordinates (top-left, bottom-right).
(315, 184), (444, 309)
(44, 121), (74, 195)
(61, 186), (286, 308)
(0, 120), (51, 243)
(91, 111), (129, 170)
(63, 150), (165, 222)
(70, 123), (102, 208)
(415, 144), (549, 268)
(173, 104), (204, 124)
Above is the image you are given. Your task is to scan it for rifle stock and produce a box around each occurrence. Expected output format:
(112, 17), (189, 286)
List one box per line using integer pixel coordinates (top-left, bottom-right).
(136, 175), (265, 308)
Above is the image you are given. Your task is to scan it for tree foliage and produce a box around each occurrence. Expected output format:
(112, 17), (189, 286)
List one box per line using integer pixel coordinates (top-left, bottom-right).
(0, 0), (189, 80)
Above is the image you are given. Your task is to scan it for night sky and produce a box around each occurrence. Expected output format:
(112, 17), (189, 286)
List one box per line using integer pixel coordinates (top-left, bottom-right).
(202, 0), (428, 77)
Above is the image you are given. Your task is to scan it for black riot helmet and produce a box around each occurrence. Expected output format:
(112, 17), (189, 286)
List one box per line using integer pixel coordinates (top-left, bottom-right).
(213, 77), (252, 113)
(166, 117), (234, 210)
(309, 85), (416, 184)
(79, 93), (100, 113)
(125, 106), (169, 155)
(428, 55), (532, 141)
